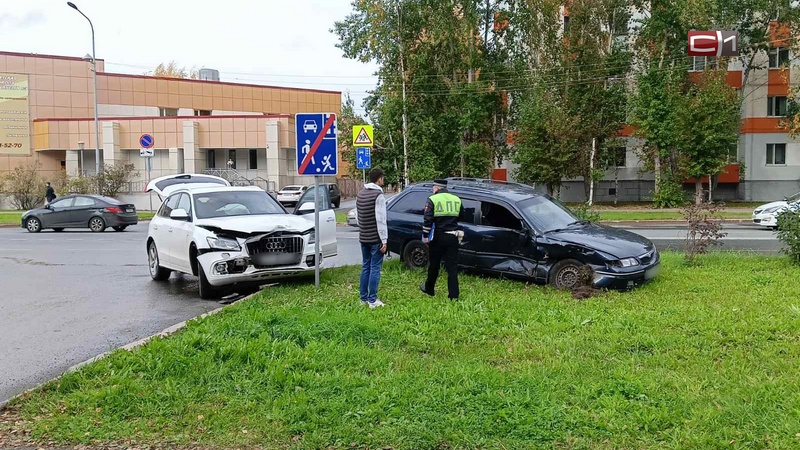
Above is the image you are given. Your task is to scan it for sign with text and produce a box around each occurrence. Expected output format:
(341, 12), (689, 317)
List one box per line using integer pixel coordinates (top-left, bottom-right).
(688, 31), (739, 57)
(0, 73), (30, 155)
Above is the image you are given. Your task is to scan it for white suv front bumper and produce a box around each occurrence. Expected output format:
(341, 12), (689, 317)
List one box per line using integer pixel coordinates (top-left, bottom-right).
(197, 244), (322, 287)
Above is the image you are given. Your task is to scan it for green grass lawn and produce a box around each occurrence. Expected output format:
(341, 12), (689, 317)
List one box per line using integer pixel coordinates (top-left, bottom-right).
(0, 210), (154, 225)
(335, 211), (349, 224)
(598, 211), (752, 221)
(4, 253), (800, 449)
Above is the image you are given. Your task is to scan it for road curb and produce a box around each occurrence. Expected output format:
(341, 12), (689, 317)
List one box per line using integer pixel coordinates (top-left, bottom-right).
(0, 291), (255, 412)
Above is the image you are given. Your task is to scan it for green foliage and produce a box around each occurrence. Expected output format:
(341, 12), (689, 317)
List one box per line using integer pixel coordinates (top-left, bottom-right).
(8, 255), (800, 448)
(572, 204), (601, 222)
(777, 208), (800, 264)
(677, 71), (741, 200)
(94, 164), (138, 198)
(2, 161), (44, 210)
(651, 175), (687, 209)
(338, 91), (368, 178)
(461, 142), (493, 178)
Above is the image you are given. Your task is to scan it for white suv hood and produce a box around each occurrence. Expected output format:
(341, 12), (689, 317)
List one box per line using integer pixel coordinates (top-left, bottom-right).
(195, 214), (313, 234)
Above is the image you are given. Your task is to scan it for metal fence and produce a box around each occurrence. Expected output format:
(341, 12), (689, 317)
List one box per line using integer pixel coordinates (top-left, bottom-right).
(337, 178), (364, 198)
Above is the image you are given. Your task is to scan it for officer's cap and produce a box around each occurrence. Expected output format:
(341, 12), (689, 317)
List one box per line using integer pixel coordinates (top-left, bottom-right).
(433, 179), (448, 187)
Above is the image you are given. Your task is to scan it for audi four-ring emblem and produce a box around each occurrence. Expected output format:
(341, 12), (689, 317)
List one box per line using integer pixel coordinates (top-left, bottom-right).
(265, 241), (286, 250)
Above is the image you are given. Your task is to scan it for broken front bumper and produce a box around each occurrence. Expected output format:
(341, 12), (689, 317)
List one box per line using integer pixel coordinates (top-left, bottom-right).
(197, 248), (322, 287)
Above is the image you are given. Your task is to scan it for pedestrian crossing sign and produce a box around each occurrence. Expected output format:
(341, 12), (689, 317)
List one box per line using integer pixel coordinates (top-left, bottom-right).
(352, 125), (374, 147)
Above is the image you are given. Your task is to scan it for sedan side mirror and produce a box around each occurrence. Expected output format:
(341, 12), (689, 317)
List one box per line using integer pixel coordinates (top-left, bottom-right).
(296, 201), (315, 215)
(170, 208), (190, 221)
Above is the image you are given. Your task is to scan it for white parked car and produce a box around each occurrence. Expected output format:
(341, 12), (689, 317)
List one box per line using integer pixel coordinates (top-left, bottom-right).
(752, 191), (800, 229)
(276, 185), (308, 206)
(145, 175), (337, 299)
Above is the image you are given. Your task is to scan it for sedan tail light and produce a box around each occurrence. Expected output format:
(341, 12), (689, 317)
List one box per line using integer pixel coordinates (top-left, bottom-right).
(105, 206), (123, 214)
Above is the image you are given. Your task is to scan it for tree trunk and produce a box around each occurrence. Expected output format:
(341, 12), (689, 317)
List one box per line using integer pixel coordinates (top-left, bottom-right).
(695, 179), (703, 205)
(588, 138), (596, 206)
(654, 153), (661, 193)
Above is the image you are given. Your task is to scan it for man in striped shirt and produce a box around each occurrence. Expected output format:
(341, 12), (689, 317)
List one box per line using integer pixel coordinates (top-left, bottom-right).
(356, 168), (388, 308)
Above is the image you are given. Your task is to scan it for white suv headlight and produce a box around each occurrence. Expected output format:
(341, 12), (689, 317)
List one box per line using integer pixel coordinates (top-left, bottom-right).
(207, 236), (241, 251)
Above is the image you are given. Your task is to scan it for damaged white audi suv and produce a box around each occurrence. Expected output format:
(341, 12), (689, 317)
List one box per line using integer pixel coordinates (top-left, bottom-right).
(145, 174), (337, 299)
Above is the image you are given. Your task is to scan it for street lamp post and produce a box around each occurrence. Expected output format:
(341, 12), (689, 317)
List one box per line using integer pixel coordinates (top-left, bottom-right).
(67, 2), (100, 179)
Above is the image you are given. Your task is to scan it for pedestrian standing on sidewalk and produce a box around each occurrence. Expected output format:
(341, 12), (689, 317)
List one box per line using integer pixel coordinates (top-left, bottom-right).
(357, 168), (388, 308)
(420, 179), (464, 300)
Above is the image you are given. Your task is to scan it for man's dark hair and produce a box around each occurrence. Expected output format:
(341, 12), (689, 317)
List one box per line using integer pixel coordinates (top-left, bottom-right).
(369, 168), (384, 183)
(46, 182), (51, 186)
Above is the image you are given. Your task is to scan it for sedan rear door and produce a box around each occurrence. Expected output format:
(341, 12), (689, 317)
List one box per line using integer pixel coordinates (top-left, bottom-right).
(295, 185), (337, 258)
(69, 196), (100, 227)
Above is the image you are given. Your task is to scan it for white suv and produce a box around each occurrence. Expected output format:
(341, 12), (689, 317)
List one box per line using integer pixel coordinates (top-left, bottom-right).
(145, 174), (337, 299)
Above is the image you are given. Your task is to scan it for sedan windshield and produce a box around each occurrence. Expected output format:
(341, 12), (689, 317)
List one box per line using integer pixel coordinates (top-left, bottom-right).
(193, 191), (284, 219)
(518, 196), (580, 233)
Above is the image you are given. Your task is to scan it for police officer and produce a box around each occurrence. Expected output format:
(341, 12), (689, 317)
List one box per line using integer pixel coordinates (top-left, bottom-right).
(420, 179), (465, 300)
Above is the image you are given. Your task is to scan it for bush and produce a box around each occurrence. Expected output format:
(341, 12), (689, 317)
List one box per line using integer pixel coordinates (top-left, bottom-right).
(776, 208), (800, 264)
(683, 201), (727, 264)
(2, 162), (44, 210)
(572, 203), (601, 222)
(93, 164), (138, 197)
(651, 175), (687, 208)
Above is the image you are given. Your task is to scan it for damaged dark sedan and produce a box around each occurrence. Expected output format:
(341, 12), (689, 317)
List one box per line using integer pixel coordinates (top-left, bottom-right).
(387, 179), (660, 290)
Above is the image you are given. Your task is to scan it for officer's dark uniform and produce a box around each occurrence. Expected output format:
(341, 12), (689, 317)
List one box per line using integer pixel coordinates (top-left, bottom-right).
(420, 180), (464, 299)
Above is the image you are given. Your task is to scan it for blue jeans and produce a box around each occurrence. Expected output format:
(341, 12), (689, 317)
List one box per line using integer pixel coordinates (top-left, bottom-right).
(360, 243), (384, 303)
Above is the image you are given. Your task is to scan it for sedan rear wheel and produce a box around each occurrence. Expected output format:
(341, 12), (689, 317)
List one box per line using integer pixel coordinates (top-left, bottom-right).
(549, 259), (587, 291)
(89, 217), (106, 233)
(148, 241), (171, 281)
(25, 217), (42, 233)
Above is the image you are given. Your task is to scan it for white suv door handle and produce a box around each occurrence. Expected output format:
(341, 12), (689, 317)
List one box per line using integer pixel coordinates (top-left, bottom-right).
(326, 217), (334, 223)
(168, 228), (173, 233)
(153, 225), (158, 230)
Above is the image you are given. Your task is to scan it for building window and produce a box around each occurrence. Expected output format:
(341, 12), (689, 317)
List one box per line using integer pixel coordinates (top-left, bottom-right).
(249, 149), (258, 170)
(769, 47), (790, 68)
(768, 96), (788, 116)
(692, 56), (717, 71)
(194, 110), (211, 116)
(609, 146), (627, 167)
(207, 149), (216, 169)
(159, 107), (178, 117)
(766, 143), (787, 165)
(227, 150), (236, 169)
(563, 16), (570, 33)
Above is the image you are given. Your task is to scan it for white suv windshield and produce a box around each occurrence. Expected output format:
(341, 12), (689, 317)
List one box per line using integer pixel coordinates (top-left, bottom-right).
(193, 191), (284, 219)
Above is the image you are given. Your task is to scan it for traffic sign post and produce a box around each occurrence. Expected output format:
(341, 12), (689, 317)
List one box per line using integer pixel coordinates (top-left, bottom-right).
(356, 147), (371, 183)
(139, 135), (155, 212)
(295, 113), (338, 288)
(353, 124), (373, 147)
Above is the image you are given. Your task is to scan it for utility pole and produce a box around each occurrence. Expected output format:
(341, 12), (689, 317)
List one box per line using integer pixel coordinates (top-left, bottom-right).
(398, 0), (410, 189)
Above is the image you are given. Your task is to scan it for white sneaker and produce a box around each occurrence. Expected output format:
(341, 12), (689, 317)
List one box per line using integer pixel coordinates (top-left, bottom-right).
(368, 300), (385, 309)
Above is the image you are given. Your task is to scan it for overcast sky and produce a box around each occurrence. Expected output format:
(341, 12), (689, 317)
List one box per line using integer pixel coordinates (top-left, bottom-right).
(2, 0), (378, 115)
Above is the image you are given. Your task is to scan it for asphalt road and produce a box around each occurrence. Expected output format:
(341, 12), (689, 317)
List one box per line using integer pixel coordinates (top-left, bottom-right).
(0, 221), (780, 405)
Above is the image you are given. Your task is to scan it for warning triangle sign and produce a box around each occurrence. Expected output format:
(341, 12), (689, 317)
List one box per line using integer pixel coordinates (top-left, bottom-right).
(354, 127), (372, 145)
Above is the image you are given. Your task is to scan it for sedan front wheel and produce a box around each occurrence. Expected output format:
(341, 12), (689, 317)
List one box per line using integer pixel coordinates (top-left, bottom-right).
(549, 259), (589, 291)
(25, 217), (42, 233)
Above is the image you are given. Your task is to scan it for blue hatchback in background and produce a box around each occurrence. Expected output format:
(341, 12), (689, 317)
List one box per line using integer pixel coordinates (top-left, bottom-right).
(386, 178), (660, 290)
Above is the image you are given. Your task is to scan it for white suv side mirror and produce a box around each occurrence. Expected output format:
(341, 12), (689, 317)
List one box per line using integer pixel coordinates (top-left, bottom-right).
(296, 202), (315, 215)
(170, 208), (190, 221)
